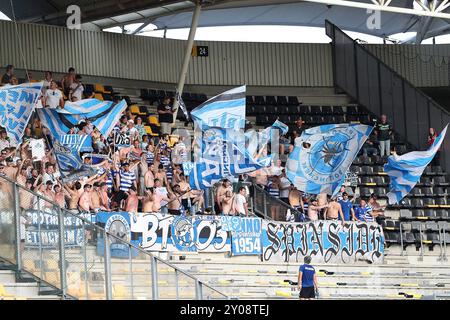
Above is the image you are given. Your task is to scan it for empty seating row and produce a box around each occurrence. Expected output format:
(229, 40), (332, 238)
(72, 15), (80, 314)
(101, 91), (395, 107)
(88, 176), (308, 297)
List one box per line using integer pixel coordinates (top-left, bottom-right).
(140, 89), (207, 103)
(399, 209), (450, 220)
(385, 230), (450, 246)
(255, 114), (372, 126)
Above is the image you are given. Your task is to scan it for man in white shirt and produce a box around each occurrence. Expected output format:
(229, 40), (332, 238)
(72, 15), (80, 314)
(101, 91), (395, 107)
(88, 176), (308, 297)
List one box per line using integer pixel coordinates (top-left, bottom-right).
(279, 169), (291, 204)
(234, 187), (248, 216)
(69, 74), (84, 101)
(43, 80), (64, 108)
(154, 178), (169, 214)
(42, 164), (61, 185)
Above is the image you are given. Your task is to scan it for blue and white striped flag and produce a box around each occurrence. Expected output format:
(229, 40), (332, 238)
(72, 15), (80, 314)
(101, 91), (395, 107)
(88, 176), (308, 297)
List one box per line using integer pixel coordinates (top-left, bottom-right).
(0, 82), (43, 145)
(286, 123), (373, 196)
(385, 124), (448, 204)
(189, 126), (272, 189)
(245, 120), (289, 158)
(191, 85), (246, 130)
(38, 99), (127, 139)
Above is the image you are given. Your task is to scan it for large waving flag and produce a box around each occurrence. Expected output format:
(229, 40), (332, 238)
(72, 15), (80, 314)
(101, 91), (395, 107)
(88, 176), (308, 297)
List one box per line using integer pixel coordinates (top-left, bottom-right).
(53, 137), (96, 182)
(0, 82), (43, 145)
(286, 123), (373, 196)
(189, 126), (272, 189)
(385, 125), (448, 204)
(37, 99), (127, 139)
(246, 119), (289, 158)
(191, 85), (246, 130)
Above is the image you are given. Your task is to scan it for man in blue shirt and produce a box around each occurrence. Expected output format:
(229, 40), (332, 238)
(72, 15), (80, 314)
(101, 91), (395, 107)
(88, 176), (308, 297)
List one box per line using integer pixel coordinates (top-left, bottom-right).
(338, 192), (356, 221)
(297, 256), (319, 299)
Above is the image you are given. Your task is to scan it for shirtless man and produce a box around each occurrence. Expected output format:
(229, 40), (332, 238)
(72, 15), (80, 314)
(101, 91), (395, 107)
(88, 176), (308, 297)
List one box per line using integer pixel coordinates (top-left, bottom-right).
(64, 181), (83, 213)
(54, 184), (66, 208)
(19, 179), (35, 210)
(307, 198), (329, 221)
(317, 192), (329, 220)
(78, 184), (93, 212)
(326, 198), (345, 222)
(144, 164), (155, 189)
(142, 188), (156, 213)
(4, 157), (19, 180)
(16, 166), (29, 187)
(98, 182), (110, 211)
(155, 164), (167, 186)
(167, 184), (183, 215)
(289, 186), (304, 212)
(221, 190), (235, 215)
(215, 179), (232, 215)
(90, 182), (102, 213)
(125, 186), (141, 213)
(190, 189), (204, 215)
(41, 181), (55, 205)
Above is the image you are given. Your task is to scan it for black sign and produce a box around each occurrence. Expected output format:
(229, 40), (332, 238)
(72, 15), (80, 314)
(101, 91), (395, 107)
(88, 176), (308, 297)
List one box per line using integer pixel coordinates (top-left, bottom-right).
(192, 45), (209, 57)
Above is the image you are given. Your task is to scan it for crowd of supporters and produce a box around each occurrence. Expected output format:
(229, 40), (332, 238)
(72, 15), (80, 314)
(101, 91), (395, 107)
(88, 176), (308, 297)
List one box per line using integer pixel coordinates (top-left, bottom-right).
(0, 64), (441, 224)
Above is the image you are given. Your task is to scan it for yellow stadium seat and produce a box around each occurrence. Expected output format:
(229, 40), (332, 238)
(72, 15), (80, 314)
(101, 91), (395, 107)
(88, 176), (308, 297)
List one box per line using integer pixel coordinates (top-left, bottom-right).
(275, 290), (291, 298)
(46, 260), (58, 270)
(130, 105), (140, 114)
(148, 116), (160, 126)
(94, 84), (105, 93)
(0, 284), (14, 297)
(113, 284), (128, 299)
(94, 93), (104, 101)
(24, 260), (36, 272)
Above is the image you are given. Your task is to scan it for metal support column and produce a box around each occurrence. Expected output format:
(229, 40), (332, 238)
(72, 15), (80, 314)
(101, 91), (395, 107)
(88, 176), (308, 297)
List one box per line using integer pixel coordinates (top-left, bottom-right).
(400, 223), (404, 256)
(13, 183), (22, 270)
(151, 256), (159, 299)
(57, 207), (67, 298)
(175, 269), (179, 300)
(129, 244), (134, 299)
(195, 279), (203, 300)
(103, 230), (113, 300)
(82, 221), (89, 299)
(172, 0), (202, 122)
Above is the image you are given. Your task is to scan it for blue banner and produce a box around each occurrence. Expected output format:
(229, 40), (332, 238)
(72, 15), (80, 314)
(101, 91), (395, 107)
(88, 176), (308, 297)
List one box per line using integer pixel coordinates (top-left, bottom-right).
(60, 134), (93, 152)
(220, 216), (262, 255)
(0, 82), (43, 145)
(96, 211), (139, 259)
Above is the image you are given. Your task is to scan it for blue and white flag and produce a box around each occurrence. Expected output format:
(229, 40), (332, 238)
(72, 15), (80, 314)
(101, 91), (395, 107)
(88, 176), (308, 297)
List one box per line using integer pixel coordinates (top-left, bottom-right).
(272, 119), (289, 136)
(189, 126), (272, 189)
(286, 123), (373, 196)
(245, 120), (289, 158)
(38, 99), (127, 139)
(385, 124), (448, 204)
(59, 134), (93, 152)
(53, 137), (96, 182)
(0, 82), (43, 145)
(191, 85), (246, 130)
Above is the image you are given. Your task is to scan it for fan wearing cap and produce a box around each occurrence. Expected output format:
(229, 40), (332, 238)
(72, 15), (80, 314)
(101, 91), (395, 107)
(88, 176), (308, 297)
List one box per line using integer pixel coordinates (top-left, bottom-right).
(127, 119), (139, 142)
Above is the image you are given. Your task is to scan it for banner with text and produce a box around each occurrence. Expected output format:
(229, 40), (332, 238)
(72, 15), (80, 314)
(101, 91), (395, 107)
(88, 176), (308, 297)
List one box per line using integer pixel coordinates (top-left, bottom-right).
(261, 220), (384, 264)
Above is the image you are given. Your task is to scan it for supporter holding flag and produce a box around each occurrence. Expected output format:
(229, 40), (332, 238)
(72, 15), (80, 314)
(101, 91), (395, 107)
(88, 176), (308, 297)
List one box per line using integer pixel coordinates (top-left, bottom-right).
(384, 124), (448, 204)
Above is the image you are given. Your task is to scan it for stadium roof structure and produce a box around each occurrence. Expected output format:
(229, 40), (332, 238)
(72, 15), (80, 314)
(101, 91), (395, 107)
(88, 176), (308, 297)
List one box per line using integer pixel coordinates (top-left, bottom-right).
(3, 0), (450, 43)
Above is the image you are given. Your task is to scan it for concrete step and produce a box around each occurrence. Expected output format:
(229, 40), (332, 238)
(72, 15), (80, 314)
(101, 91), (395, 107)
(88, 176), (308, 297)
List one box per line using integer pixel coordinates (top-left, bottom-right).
(0, 270), (16, 283)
